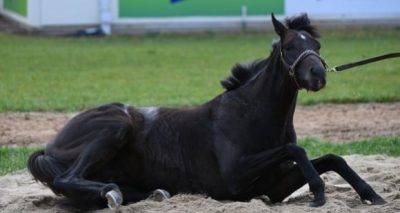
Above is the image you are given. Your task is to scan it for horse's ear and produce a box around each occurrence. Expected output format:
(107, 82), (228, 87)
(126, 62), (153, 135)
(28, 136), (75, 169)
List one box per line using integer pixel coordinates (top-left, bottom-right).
(271, 13), (287, 38)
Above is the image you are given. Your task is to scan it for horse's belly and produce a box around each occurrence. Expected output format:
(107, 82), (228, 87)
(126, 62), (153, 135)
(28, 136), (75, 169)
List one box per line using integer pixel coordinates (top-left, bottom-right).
(133, 140), (227, 196)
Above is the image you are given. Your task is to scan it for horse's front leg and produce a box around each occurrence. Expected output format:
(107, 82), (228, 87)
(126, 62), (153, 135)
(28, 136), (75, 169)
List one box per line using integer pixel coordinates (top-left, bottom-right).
(266, 154), (386, 205)
(220, 144), (325, 207)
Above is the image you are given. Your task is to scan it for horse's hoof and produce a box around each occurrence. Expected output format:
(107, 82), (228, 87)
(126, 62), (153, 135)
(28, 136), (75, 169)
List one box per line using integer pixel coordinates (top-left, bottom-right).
(372, 198), (387, 205)
(309, 197), (326, 207)
(363, 196), (387, 205)
(105, 189), (123, 210)
(360, 188), (387, 205)
(149, 189), (171, 202)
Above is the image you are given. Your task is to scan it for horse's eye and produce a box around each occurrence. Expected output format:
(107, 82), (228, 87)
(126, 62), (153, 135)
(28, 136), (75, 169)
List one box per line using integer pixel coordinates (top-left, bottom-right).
(284, 45), (294, 51)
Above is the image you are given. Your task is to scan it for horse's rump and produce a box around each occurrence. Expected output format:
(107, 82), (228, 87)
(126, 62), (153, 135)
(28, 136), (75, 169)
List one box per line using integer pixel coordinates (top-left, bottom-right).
(45, 103), (137, 161)
(29, 103), (139, 192)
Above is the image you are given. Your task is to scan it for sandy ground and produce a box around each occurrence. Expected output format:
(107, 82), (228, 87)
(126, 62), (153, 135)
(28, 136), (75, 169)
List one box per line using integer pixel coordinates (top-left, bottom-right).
(0, 103), (399, 212)
(1, 103), (399, 146)
(1, 155), (399, 213)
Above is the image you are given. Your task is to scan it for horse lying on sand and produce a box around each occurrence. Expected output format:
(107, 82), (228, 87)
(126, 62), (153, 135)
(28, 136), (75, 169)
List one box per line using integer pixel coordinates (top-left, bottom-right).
(28, 13), (386, 210)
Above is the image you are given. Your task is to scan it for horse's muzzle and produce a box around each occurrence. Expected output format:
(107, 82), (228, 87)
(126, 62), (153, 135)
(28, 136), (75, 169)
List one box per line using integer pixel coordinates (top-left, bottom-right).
(309, 66), (326, 91)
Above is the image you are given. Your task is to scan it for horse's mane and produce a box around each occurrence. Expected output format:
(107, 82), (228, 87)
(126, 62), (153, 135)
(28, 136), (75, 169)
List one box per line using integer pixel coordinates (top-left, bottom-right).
(285, 13), (320, 38)
(220, 14), (319, 91)
(220, 58), (269, 91)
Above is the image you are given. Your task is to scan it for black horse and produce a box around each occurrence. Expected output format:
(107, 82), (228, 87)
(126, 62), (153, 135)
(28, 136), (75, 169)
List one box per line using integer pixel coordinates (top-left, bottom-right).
(28, 14), (385, 210)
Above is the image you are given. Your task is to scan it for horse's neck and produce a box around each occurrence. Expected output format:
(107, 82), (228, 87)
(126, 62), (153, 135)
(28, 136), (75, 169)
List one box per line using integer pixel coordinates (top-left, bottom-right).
(246, 51), (298, 120)
(243, 53), (298, 148)
(213, 50), (298, 149)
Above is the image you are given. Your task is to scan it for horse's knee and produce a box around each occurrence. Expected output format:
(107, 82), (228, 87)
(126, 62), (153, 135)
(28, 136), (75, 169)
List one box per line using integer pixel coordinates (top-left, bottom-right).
(322, 154), (348, 171)
(323, 153), (344, 162)
(285, 143), (307, 159)
(308, 176), (325, 193)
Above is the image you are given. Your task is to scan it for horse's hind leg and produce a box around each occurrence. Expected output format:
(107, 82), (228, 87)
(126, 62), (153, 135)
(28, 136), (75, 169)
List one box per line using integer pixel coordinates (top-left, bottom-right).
(52, 124), (132, 209)
(266, 154), (386, 205)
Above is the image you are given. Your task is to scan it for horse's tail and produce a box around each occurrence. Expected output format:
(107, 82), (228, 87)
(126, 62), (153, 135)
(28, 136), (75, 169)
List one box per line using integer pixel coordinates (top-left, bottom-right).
(27, 149), (66, 194)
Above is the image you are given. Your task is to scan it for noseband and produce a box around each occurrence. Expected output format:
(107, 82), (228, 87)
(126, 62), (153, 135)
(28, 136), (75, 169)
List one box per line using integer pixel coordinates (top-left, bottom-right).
(280, 49), (327, 89)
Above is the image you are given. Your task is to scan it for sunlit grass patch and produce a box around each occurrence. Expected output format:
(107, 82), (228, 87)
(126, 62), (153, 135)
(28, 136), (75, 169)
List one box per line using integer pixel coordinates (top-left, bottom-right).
(0, 28), (399, 111)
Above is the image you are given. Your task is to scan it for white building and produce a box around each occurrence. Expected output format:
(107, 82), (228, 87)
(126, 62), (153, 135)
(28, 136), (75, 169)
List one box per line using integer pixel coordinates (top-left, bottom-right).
(1, 0), (399, 35)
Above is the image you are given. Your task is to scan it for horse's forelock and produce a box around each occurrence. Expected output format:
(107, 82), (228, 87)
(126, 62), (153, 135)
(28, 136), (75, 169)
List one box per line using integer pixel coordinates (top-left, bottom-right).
(285, 13), (320, 38)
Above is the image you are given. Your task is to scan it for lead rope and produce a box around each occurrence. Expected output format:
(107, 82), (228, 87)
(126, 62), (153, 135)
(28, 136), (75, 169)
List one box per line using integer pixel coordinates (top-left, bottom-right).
(327, 52), (400, 72)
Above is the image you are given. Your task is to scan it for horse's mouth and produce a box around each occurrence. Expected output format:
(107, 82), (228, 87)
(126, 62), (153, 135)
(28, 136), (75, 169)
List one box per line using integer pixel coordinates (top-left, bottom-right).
(306, 78), (326, 91)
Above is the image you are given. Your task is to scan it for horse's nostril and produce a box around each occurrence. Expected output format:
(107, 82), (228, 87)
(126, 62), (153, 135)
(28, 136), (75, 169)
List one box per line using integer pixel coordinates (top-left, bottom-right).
(311, 67), (320, 75)
(311, 66), (326, 78)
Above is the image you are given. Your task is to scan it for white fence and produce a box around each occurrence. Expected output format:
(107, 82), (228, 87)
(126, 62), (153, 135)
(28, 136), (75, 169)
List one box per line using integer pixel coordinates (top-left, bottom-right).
(286, 0), (400, 19)
(1, 0), (399, 34)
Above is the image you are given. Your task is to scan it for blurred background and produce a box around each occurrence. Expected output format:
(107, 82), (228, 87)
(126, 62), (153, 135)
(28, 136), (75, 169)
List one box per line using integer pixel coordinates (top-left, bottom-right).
(0, 0), (399, 35)
(0, 0), (400, 35)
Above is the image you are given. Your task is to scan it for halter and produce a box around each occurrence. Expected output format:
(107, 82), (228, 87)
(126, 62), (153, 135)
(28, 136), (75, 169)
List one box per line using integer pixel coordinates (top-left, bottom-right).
(280, 49), (328, 89)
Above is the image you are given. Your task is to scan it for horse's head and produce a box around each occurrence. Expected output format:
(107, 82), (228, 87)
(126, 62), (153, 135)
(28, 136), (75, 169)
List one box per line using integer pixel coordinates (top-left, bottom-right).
(271, 14), (326, 91)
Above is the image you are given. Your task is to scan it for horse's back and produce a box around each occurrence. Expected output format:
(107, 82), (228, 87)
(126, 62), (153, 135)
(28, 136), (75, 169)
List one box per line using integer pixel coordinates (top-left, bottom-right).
(45, 102), (139, 162)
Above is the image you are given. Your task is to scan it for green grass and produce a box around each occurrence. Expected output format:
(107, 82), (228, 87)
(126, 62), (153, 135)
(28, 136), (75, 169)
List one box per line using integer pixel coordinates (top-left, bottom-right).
(0, 146), (37, 176)
(299, 137), (400, 158)
(0, 28), (399, 112)
(1, 137), (399, 176)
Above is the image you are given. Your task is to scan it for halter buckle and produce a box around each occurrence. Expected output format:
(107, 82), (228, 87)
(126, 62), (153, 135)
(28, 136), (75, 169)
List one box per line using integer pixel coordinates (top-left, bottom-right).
(288, 67), (295, 76)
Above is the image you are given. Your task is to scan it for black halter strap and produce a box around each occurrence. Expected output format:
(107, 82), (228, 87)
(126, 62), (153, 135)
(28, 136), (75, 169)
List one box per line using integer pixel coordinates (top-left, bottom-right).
(280, 49), (327, 89)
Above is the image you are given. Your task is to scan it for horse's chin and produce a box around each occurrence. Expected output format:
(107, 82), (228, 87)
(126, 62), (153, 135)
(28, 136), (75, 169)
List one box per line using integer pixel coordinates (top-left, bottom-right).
(306, 84), (325, 92)
(302, 78), (326, 92)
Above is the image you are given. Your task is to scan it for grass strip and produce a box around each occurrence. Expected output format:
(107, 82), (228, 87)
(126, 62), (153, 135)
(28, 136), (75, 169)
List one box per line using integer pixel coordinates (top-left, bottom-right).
(0, 146), (38, 176)
(0, 137), (399, 176)
(299, 137), (400, 158)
